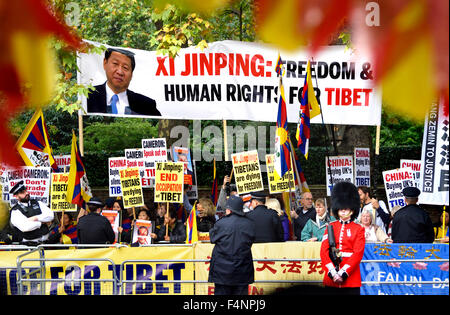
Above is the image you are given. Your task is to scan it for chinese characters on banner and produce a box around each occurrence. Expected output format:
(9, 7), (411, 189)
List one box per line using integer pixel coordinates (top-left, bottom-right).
(419, 98), (449, 206)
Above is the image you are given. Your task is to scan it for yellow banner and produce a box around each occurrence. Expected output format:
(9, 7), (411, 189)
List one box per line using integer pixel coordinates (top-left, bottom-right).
(194, 242), (323, 295)
(1, 246), (194, 295)
(265, 154), (295, 194)
(154, 162), (184, 203)
(50, 173), (77, 212)
(119, 167), (144, 208)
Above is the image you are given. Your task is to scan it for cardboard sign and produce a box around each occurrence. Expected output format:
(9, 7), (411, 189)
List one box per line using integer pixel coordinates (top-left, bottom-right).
(108, 157), (127, 197)
(265, 154), (295, 194)
(101, 210), (120, 243)
(400, 159), (421, 188)
(354, 148), (370, 187)
(7, 167), (51, 206)
(231, 150), (264, 195)
(142, 138), (168, 187)
(50, 173), (77, 212)
(154, 162), (184, 203)
(119, 167), (144, 208)
(132, 220), (153, 245)
(325, 156), (354, 196)
(383, 168), (415, 210)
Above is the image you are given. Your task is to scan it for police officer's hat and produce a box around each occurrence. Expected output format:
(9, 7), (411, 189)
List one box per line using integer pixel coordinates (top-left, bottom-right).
(250, 191), (266, 201)
(225, 195), (245, 216)
(87, 197), (104, 208)
(402, 186), (421, 198)
(9, 181), (27, 195)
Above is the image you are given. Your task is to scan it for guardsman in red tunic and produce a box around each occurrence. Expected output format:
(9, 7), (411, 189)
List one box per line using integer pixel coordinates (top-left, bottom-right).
(320, 182), (365, 294)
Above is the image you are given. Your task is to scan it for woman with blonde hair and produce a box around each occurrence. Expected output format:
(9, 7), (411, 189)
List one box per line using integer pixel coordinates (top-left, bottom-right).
(359, 209), (393, 243)
(301, 198), (335, 242)
(266, 198), (290, 241)
(196, 198), (216, 232)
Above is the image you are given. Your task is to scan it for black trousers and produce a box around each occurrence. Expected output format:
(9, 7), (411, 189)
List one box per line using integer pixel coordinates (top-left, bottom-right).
(214, 284), (249, 295)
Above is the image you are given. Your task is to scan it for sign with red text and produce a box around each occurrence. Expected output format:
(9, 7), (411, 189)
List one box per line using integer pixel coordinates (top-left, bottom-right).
(54, 154), (71, 173)
(231, 150), (264, 195)
(354, 148), (371, 187)
(108, 157), (127, 197)
(78, 40), (381, 125)
(400, 159), (421, 188)
(7, 167), (51, 206)
(119, 167), (144, 208)
(50, 173), (77, 212)
(382, 168), (415, 210)
(154, 162), (184, 203)
(325, 156), (354, 196)
(265, 154), (295, 194)
(141, 138), (168, 188)
(101, 210), (120, 242)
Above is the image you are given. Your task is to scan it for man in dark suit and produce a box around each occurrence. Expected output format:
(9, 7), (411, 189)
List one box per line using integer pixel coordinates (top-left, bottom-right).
(87, 48), (161, 116)
(246, 191), (284, 243)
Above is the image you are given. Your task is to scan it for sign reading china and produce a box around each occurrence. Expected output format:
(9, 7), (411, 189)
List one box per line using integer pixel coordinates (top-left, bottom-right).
(231, 150), (264, 195)
(400, 159), (421, 188)
(325, 156), (354, 196)
(154, 162), (184, 203)
(109, 157), (127, 197)
(119, 167), (144, 208)
(382, 168), (415, 210)
(78, 40), (381, 125)
(354, 148), (370, 187)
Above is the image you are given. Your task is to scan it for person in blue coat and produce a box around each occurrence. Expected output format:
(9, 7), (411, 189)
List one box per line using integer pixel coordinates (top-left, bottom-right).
(208, 195), (256, 295)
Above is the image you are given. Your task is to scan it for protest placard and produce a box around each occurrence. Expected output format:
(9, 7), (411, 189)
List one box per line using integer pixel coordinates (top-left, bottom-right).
(142, 138), (168, 187)
(419, 99), (449, 205)
(101, 210), (120, 243)
(119, 167), (144, 208)
(125, 148), (150, 188)
(154, 162), (184, 203)
(354, 148), (370, 187)
(7, 167), (51, 206)
(325, 156), (354, 196)
(171, 146), (194, 185)
(400, 159), (421, 188)
(231, 150), (264, 195)
(382, 168), (415, 210)
(132, 220), (153, 245)
(265, 154), (294, 194)
(50, 173), (77, 212)
(54, 154), (71, 173)
(108, 157), (127, 197)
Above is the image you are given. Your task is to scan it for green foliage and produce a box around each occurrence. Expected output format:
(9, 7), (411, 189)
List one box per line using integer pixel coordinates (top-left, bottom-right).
(377, 109), (424, 146)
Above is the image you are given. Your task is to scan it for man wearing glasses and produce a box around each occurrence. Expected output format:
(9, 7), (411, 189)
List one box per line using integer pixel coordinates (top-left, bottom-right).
(290, 192), (316, 241)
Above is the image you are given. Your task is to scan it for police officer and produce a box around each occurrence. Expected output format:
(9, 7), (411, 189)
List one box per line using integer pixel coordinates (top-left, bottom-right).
(77, 197), (115, 244)
(391, 187), (434, 243)
(246, 191), (284, 243)
(208, 195), (256, 295)
(9, 181), (54, 245)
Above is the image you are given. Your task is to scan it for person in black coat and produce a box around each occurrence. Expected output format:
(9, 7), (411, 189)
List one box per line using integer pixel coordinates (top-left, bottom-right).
(208, 195), (256, 295)
(87, 48), (161, 116)
(77, 197), (115, 244)
(392, 187), (435, 243)
(152, 205), (186, 243)
(246, 191), (284, 243)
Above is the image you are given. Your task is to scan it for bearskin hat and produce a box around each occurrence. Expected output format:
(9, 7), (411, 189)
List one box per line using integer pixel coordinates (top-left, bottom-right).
(330, 181), (360, 220)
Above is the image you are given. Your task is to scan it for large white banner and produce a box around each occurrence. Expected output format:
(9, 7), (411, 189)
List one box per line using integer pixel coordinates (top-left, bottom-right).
(78, 40), (382, 125)
(419, 99), (449, 205)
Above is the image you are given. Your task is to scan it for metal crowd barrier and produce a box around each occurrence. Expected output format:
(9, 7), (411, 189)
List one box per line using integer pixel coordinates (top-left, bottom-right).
(4, 244), (449, 295)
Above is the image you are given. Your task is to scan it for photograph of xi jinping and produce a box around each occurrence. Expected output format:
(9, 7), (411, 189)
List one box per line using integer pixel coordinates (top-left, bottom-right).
(87, 48), (161, 116)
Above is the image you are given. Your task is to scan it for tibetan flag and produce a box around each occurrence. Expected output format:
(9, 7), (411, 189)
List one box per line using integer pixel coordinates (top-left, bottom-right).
(289, 138), (310, 193)
(274, 76), (291, 179)
(66, 131), (92, 208)
(185, 202), (198, 244)
(211, 159), (218, 206)
(15, 108), (58, 171)
(296, 60), (320, 159)
(275, 53), (284, 76)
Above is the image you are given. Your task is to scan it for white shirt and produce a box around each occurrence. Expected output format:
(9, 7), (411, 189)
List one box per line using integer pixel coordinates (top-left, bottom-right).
(10, 201), (54, 242)
(105, 83), (129, 115)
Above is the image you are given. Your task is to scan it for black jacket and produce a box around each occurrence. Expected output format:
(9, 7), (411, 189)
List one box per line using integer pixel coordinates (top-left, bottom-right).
(392, 204), (435, 243)
(246, 205), (284, 243)
(77, 212), (115, 244)
(208, 212), (255, 285)
(156, 221), (186, 243)
(293, 206), (316, 240)
(87, 83), (161, 116)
